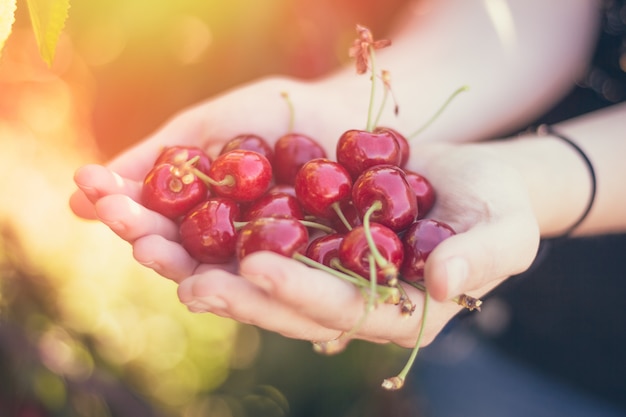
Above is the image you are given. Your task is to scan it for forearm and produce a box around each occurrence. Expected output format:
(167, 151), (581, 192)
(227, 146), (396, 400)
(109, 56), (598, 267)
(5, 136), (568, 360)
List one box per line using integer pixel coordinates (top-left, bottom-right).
(487, 102), (626, 238)
(313, 0), (600, 143)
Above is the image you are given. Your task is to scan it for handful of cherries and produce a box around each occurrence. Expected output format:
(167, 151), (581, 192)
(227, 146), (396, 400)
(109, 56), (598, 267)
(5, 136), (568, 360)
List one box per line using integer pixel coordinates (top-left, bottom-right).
(140, 24), (479, 390)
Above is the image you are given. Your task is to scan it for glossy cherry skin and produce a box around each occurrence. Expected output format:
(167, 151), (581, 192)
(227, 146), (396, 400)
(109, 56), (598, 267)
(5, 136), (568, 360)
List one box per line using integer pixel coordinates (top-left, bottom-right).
(305, 233), (344, 267)
(219, 133), (274, 166)
(294, 158), (353, 219)
(352, 165), (417, 232)
(155, 145), (212, 175)
(339, 223), (404, 284)
(273, 133), (327, 185)
(336, 129), (402, 179)
(242, 192), (305, 221)
(179, 198), (240, 264)
(400, 219), (456, 282)
(236, 217), (309, 260)
(373, 126), (410, 168)
(404, 170), (436, 219)
(141, 162), (209, 219)
(208, 149), (272, 202)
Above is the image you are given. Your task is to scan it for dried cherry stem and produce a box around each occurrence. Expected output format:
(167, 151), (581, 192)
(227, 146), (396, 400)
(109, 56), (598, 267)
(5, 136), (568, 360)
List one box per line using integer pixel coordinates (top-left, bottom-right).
(191, 167), (235, 188)
(362, 200), (398, 285)
(331, 201), (353, 231)
(403, 280), (482, 312)
(381, 290), (430, 391)
(407, 85), (470, 140)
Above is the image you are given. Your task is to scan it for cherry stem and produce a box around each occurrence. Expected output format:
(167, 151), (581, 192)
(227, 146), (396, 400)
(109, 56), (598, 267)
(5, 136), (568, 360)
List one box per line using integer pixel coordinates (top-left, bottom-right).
(331, 201), (353, 231)
(381, 290), (430, 391)
(372, 76), (389, 129)
(338, 254), (379, 342)
(281, 91), (295, 133)
(192, 167), (235, 188)
(362, 200), (398, 285)
(407, 85), (470, 140)
(365, 45), (379, 132)
(299, 220), (336, 235)
(404, 280), (482, 312)
(330, 258), (400, 302)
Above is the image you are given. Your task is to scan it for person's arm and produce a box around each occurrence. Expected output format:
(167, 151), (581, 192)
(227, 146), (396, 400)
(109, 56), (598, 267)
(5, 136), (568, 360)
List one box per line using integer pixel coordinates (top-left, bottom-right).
(418, 102), (626, 303)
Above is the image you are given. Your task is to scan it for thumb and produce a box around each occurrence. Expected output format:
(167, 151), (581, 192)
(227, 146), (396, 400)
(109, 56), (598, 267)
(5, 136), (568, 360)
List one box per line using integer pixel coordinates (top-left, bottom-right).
(423, 213), (540, 302)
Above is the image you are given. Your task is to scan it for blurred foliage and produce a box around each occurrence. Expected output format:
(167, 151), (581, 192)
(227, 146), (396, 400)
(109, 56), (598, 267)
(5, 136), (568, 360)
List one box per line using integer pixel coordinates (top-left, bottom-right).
(0, 1), (420, 416)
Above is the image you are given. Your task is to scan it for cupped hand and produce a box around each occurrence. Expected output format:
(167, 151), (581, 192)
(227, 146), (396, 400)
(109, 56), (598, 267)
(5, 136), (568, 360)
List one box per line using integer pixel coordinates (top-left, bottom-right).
(84, 139), (539, 350)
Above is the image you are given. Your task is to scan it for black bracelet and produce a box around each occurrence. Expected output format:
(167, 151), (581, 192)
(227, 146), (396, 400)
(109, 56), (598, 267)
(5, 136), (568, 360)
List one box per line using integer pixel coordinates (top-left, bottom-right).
(536, 124), (597, 237)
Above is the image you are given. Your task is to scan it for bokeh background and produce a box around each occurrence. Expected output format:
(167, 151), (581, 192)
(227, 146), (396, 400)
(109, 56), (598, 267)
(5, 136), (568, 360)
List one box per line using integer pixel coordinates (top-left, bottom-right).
(0, 1), (421, 416)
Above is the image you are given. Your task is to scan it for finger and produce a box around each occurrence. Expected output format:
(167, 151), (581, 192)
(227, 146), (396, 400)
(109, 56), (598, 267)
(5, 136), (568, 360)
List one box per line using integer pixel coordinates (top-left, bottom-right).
(69, 189), (98, 220)
(132, 234), (200, 283)
(94, 194), (180, 243)
(425, 212), (540, 302)
(177, 270), (342, 342)
(238, 252), (450, 346)
(74, 164), (143, 204)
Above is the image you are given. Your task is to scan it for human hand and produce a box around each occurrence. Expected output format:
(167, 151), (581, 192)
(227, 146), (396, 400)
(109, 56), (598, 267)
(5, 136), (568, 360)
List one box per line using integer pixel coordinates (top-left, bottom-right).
(95, 140), (539, 351)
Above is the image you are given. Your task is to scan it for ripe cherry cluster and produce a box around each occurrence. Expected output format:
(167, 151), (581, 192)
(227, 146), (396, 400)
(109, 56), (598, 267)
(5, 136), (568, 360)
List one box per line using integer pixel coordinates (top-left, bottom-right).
(140, 24), (480, 391)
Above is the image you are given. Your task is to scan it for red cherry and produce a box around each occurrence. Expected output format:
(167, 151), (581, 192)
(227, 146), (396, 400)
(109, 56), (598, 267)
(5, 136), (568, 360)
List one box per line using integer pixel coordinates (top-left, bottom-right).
(236, 217), (309, 260)
(207, 149), (272, 202)
(294, 158), (353, 219)
(404, 170), (436, 219)
(273, 133), (327, 185)
(155, 145), (212, 174)
(305, 233), (344, 268)
(242, 192), (304, 221)
(400, 219), (456, 282)
(338, 222), (404, 284)
(179, 198), (240, 263)
(373, 126), (409, 168)
(219, 133), (274, 166)
(336, 129), (402, 179)
(141, 162), (209, 219)
(266, 184), (297, 198)
(352, 165), (417, 232)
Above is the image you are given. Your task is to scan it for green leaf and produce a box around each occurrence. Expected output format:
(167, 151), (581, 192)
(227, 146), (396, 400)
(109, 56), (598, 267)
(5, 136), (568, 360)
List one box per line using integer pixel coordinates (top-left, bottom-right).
(0, 0), (17, 57)
(26, 0), (70, 66)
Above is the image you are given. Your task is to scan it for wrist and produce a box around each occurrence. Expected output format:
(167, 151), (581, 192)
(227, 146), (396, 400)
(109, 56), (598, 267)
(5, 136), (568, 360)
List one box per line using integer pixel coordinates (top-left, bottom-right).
(486, 132), (595, 238)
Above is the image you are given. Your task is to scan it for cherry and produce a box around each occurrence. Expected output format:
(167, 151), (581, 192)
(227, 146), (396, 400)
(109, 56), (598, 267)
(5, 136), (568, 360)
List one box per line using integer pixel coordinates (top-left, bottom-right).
(336, 129), (402, 179)
(404, 170), (436, 219)
(294, 158), (353, 219)
(400, 219), (456, 282)
(242, 192), (305, 221)
(141, 162), (209, 219)
(273, 133), (327, 185)
(305, 233), (344, 268)
(236, 216), (309, 260)
(373, 126), (409, 168)
(179, 197), (241, 264)
(219, 133), (274, 166)
(206, 149), (272, 202)
(339, 222), (404, 285)
(155, 145), (212, 175)
(329, 199), (362, 234)
(352, 165), (417, 232)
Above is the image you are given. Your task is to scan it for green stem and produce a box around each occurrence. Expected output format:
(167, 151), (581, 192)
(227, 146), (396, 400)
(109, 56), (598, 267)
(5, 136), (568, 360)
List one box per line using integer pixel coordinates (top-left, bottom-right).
(381, 290), (430, 390)
(299, 220), (336, 235)
(331, 201), (353, 232)
(281, 91), (295, 133)
(362, 200), (397, 284)
(365, 45), (378, 132)
(372, 80), (389, 129)
(407, 85), (470, 140)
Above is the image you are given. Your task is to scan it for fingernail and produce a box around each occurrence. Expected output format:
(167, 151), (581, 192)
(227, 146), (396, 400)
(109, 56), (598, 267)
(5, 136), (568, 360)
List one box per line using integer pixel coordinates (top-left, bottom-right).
(78, 185), (100, 200)
(106, 220), (127, 234)
(445, 257), (469, 298)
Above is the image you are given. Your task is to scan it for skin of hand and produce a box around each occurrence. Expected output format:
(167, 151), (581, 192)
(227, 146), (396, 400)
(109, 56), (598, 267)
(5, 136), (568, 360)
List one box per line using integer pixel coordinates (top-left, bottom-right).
(71, 138), (540, 348)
